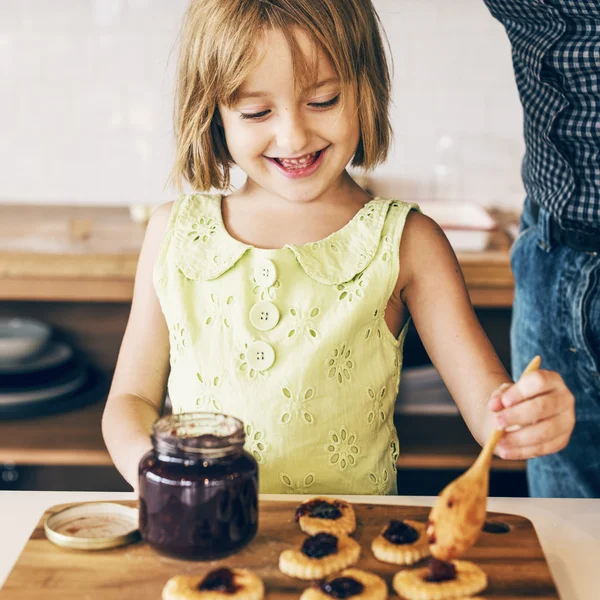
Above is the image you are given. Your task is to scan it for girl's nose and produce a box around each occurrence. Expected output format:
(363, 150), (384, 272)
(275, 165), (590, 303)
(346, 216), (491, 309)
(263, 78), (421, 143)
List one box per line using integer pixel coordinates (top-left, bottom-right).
(275, 110), (309, 156)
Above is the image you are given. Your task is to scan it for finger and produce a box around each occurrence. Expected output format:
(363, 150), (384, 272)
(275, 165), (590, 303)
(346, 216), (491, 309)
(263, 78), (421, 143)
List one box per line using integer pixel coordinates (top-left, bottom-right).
(496, 432), (572, 460)
(499, 370), (562, 408)
(487, 382), (512, 412)
(496, 411), (574, 451)
(494, 393), (564, 429)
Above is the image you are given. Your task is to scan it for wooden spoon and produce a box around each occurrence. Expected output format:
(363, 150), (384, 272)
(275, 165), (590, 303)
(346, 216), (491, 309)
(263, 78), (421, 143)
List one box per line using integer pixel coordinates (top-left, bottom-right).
(427, 355), (542, 560)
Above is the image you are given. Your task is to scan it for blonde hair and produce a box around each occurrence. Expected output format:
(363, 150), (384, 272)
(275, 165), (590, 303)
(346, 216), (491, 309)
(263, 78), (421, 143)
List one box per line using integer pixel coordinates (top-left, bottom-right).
(170, 0), (392, 192)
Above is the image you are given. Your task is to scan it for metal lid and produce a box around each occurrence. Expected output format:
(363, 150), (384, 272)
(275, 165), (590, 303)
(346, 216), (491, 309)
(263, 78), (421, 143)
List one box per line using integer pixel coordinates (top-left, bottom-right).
(44, 502), (140, 550)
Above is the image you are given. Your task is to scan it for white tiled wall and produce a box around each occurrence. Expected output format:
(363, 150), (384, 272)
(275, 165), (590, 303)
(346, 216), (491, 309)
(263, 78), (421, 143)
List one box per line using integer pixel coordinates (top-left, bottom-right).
(0, 0), (525, 208)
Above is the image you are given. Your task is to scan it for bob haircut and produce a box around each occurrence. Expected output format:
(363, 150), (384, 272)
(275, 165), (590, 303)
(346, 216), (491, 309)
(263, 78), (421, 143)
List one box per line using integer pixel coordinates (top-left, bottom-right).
(170, 0), (392, 192)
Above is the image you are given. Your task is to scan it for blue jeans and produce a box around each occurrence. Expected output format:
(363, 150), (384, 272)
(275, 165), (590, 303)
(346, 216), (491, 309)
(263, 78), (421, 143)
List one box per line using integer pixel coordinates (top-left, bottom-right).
(510, 198), (600, 497)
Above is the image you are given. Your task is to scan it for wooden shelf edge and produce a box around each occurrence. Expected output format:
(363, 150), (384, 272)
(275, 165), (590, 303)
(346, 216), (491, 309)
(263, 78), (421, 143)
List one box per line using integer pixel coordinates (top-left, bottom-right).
(0, 252), (139, 279)
(398, 455), (525, 471)
(0, 450), (112, 467)
(468, 287), (514, 308)
(0, 278), (134, 302)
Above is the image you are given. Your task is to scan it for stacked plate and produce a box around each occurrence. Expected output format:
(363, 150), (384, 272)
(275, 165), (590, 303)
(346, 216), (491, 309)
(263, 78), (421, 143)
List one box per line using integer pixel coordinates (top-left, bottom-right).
(0, 318), (108, 419)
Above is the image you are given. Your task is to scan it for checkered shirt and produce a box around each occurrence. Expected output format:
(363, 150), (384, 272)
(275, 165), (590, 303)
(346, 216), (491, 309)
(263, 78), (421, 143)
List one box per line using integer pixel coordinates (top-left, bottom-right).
(483, 0), (600, 235)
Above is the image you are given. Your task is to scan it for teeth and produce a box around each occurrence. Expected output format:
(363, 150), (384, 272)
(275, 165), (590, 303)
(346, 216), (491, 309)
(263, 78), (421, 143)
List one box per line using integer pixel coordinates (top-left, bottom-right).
(278, 152), (317, 168)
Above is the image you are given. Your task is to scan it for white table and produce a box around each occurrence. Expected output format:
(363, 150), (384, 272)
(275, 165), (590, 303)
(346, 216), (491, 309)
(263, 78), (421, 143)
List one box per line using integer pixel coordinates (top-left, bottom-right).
(1, 492), (598, 598)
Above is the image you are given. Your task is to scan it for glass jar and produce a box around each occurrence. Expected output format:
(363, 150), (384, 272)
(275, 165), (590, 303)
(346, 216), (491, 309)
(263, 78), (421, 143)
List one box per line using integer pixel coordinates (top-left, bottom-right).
(138, 412), (259, 560)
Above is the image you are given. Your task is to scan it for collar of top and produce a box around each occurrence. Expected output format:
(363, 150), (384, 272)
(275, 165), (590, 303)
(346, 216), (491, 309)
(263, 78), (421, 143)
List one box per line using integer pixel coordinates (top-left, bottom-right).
(172, 194), (393, 285)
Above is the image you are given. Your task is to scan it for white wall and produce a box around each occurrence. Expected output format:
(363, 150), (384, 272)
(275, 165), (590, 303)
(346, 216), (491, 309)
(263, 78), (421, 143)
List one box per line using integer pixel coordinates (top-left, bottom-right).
(0, 0), (525, 208)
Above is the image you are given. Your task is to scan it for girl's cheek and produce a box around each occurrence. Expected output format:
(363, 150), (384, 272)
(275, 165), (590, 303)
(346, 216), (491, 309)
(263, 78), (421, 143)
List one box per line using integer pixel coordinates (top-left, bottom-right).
(224, 125), (261, 154)
(326, 112), (359, 141)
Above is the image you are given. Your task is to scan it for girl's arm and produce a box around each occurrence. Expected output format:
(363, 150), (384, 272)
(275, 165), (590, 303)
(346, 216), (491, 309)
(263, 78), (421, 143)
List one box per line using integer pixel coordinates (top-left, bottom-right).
(101, 202), (174, 491)
(398, 211), (574, 458)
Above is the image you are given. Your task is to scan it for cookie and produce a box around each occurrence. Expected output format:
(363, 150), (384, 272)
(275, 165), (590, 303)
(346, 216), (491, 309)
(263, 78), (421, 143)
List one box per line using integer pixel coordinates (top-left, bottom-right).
(279, 532), (361, 580)
(162, 567), (264, 600)
(300, 568), (387, 599)
(392, 559), (487, 600)
(371, 519), (430, 565)
(295, 497), (356, 536)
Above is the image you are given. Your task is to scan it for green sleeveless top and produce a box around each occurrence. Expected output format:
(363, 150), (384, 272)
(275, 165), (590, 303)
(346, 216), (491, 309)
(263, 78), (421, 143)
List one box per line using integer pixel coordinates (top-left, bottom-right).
(153, 193), (418, 495)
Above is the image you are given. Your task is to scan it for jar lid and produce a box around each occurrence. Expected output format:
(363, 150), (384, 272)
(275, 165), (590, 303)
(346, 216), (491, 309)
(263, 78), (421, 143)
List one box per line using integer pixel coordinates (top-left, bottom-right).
(153, 412), (245, 457)
(44, 502), (140, 550)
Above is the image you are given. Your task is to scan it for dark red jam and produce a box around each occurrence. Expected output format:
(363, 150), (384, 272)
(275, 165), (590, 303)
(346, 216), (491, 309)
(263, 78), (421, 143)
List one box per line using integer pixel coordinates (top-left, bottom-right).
(295, 499), (343, 522)
(383, 520), (419, 545)
(426, 558), (457, 582)
(301, 533), (338, 558)
(321, 576), (364, 598)
(198, 568), (239, 593)
(139, 413), (258, 560)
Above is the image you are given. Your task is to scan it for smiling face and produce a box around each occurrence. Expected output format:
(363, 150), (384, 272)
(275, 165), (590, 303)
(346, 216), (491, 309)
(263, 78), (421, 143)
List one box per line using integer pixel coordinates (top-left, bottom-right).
(218, 27), (361, 206)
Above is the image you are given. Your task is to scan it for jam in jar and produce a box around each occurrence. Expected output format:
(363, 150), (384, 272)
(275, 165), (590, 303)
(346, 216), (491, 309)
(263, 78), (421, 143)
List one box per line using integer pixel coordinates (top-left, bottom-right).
(138, 412), (258, 560)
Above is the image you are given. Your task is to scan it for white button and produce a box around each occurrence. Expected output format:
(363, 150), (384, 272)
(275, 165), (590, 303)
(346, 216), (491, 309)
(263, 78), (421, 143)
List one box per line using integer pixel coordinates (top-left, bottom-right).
(249, 301), (280, 331)
(253, 259), (277, 287)
(247, 341), (275, 371)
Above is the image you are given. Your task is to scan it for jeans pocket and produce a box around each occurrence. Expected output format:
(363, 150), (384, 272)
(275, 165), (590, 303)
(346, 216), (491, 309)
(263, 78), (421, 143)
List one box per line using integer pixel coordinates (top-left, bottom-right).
(579, 258), (600, 392)
(509, 224), (537, 276)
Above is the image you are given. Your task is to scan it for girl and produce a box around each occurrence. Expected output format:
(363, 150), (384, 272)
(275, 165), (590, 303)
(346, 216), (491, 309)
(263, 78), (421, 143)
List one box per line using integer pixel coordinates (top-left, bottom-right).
(102, 0), (574, 495)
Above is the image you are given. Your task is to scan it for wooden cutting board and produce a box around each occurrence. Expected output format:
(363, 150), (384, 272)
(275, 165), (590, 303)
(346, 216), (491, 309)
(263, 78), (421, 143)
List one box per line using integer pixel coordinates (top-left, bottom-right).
(0, 500), (558, 599)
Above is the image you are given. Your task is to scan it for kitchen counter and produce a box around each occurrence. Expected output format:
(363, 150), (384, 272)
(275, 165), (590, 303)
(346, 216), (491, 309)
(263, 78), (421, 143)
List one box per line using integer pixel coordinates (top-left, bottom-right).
(0, 204), (516, 307)
(1, 491), (598, 599)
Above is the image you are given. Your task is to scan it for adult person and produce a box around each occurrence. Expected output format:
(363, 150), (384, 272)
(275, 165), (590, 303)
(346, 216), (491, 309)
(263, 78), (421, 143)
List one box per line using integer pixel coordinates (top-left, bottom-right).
(483, 0), (600, 497)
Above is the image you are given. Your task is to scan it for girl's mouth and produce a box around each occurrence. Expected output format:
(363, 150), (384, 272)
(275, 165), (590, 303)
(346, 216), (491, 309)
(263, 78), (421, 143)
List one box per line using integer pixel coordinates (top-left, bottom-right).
(265, 147), (328, 179)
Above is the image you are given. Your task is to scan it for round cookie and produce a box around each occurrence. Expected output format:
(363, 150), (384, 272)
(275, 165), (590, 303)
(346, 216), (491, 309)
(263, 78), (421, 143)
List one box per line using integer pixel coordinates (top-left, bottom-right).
(372, 519), (430, 565)
(162, 567), (264, 600)
(279, 532), (361, 580)
(392, 559), (487, 600)
(295, 497), (356, 536)
(300, 568), (387, 600)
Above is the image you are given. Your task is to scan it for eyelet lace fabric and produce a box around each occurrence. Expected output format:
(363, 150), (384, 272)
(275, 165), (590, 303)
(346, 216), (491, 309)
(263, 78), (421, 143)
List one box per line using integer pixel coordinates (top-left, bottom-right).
(153, 193), (420, 494)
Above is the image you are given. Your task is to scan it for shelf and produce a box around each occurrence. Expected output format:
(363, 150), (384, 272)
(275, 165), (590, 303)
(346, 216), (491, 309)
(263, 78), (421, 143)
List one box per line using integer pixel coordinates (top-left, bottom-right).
(0, 401), (109, 467)
(395, 415), (525, 472)
(0, 400), (525, 472)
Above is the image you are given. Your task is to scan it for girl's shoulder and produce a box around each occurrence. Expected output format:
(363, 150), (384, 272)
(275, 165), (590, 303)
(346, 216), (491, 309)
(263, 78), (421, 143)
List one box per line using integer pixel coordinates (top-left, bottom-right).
(148, 193), (223, 245)
(154, 192), (221, 225)
(143, 200), (176, 250)
(397, 206), (459, 294)
(400, 208), (448, 253)
(150, 199), (175, 227)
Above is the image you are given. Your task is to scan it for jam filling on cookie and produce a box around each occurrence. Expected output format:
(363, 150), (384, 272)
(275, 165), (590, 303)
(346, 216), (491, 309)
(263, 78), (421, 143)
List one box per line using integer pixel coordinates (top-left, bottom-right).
(383, 520), (420, 545)
(301, 533), (339, 558)
(321, 576), (364, 598)
(295, 499), (344, 522)
(198, 568), (239, 593)
(425, 558), (457, 582)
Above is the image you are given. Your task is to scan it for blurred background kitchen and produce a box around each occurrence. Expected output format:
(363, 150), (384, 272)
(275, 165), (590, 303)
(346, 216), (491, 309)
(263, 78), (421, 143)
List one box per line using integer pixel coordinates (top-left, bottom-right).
(0, 0), (527, 494)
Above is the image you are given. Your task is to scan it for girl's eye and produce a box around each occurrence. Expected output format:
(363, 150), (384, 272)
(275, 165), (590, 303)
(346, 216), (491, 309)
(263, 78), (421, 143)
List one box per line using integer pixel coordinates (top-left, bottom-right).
(239, 109), (270, 120)
(237, 94), (340, 121)
(308, 95), (340, 109)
